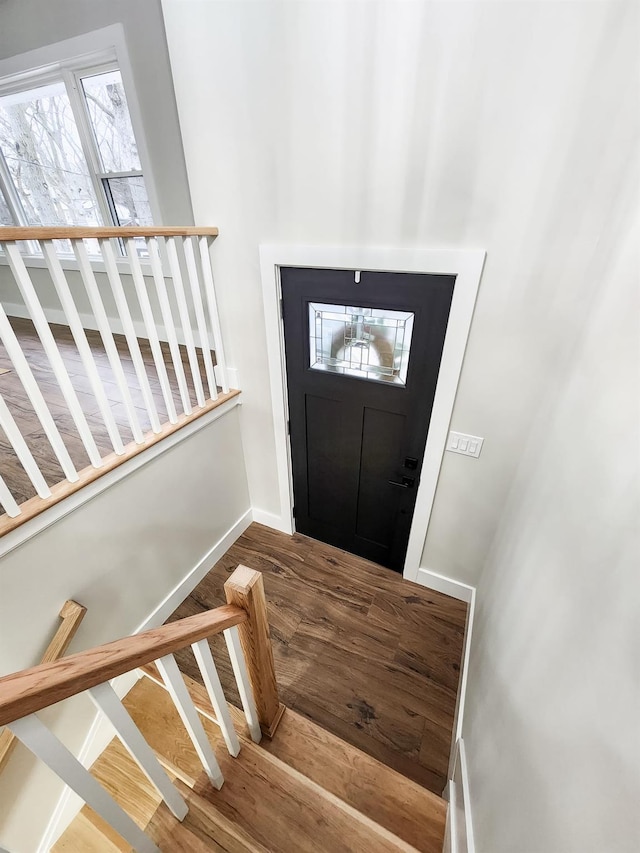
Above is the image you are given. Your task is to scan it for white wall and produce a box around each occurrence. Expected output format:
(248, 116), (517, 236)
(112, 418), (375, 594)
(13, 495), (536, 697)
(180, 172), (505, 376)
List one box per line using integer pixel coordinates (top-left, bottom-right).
(462, 203), (639, 850)
(0, 405), (251, 852)
(162, 0), (636, 587)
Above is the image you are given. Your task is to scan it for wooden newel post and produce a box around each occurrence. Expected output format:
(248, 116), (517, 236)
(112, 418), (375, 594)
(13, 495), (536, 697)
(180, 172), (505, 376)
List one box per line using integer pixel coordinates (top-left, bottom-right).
(224, 565), (285, 738)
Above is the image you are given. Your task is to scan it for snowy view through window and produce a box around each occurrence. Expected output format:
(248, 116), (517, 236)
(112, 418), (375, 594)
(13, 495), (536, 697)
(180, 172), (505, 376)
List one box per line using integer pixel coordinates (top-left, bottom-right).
(0, 67), (151, 244)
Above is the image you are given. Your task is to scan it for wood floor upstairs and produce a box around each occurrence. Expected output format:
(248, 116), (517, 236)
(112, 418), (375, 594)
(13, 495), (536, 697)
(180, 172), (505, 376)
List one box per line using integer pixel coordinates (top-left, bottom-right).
(168, 523), (467, 795)
(0, 316), (213, 513)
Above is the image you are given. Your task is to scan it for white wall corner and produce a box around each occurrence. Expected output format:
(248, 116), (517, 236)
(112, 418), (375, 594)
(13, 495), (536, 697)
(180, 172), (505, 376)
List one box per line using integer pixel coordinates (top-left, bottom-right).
(251, 507), (293, 534)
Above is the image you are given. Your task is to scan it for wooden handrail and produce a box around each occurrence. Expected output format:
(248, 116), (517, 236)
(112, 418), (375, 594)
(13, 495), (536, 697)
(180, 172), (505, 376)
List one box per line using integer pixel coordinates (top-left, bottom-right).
(0, 226), (218, 241)
(0, 604), (245, 726)
(0, 599), (86, 773)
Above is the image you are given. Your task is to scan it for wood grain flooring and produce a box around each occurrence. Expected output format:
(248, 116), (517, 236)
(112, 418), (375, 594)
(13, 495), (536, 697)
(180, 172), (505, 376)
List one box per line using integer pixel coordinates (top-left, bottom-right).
(0, 316), (215, 514)
(126, 675), (443, 853)
(168, 523), (467, 795)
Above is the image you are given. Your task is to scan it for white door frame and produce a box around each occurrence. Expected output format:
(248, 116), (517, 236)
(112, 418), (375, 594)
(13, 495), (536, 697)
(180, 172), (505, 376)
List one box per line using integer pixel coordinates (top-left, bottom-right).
(258, 244), (485, 582)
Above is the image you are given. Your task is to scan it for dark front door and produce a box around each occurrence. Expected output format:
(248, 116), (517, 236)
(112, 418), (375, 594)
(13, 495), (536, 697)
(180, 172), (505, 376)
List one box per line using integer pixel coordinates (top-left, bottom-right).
(281, 267), (455, 572)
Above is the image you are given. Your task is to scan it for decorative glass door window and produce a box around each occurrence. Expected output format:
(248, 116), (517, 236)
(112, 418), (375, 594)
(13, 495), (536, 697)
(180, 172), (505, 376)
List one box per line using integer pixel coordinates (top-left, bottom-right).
(309, 303), (414, 385)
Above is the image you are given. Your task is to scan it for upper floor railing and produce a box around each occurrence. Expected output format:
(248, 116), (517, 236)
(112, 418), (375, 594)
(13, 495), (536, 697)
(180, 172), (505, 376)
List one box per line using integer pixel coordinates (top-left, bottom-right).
(0, 226), (235, 535)
(0, 565), (283, 853)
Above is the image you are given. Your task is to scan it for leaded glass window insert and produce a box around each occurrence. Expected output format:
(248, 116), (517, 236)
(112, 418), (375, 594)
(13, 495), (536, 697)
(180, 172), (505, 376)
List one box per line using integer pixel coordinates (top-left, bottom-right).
(309, 303), (414, 385)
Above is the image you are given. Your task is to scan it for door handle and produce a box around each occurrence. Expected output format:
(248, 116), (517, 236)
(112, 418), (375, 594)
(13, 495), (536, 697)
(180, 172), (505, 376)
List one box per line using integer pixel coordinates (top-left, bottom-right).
(388, 476), (415, 489)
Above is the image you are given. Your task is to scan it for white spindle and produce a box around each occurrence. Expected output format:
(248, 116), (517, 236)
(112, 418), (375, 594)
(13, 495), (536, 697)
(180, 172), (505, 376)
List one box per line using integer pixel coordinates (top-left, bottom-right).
(146, 238), (192, 415)
(192, 640), (241, 757)
(73, 240), (144, 444)
(182, 237), (217, 400)
(155, 653), (224, 788)
(198, 236), (229, 394)
(164, 238), (206, 407)
(125, 239), (178, 424)
(2, 243), (103, 469)
(223, 626), (262, 744)
(0, 472), (20, 518)
(88, 681), (188, 820)
(0, 303), (78, 483)
(41, 241), (125, 455)
(8, 714), (159, 853)
(0, 394), (51, 499)
(99, 239), (161, 433)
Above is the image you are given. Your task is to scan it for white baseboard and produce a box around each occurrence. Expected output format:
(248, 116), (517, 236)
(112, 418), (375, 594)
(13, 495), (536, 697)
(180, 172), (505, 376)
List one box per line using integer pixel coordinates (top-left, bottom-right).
(36, 671), (140, 853)
(4, 301), (176, 348)
(36, 509), (252, 851)
(251, 508), (292, 533)
(214, 364), (239, 390)
(415, 567), (475, 603)
(4, 303), (240, 391)
(135, 508), (253, 632)
(443, 740), (475, 853)
(414, 568), (476, 784)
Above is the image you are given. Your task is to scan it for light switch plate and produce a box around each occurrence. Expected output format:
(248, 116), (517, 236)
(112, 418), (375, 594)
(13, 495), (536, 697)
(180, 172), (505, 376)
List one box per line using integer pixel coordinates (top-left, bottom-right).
(446, 431), (484, 458)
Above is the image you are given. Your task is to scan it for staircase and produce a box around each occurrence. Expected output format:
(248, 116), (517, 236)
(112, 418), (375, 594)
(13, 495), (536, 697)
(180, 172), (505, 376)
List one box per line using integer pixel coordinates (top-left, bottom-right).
(0, 565), (448, 852)
(55, 670), (446, 852)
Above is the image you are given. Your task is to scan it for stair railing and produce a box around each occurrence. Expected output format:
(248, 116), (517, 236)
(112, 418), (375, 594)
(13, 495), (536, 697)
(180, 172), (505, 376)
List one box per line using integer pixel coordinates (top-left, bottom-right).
(0, 566), (282, 853)
(0, 226), (234, 535)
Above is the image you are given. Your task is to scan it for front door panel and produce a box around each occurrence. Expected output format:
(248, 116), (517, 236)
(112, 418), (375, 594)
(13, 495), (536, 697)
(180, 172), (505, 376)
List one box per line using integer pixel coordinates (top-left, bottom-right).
(282, 267), (455, 572)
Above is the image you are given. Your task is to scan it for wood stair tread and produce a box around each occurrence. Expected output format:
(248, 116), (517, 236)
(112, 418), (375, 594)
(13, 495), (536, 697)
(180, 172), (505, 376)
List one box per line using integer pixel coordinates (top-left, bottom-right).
(142, 663), (446, 852)
(52, 737), (164, 852)
(262, 703), (447, 852)
(126, 676), (420, 852)
(52, 809), (131, 853)
(54, 671), (446, 852)
(146, 779), (271, 853)
(139, 668), (445, 852)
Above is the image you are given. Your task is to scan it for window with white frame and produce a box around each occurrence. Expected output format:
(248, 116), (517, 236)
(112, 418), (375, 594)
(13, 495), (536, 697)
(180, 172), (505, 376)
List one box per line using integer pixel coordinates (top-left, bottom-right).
(0, 55), (152, 252)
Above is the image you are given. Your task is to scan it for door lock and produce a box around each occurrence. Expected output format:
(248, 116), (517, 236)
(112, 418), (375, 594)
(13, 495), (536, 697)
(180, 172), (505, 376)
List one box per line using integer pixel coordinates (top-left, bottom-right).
(388, 476), (415, 489)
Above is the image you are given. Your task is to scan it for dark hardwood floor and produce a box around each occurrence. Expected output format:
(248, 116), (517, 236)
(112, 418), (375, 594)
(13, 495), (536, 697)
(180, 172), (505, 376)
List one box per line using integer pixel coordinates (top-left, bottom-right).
(167, 523), (467, 795)
(0, 316), (212, 513)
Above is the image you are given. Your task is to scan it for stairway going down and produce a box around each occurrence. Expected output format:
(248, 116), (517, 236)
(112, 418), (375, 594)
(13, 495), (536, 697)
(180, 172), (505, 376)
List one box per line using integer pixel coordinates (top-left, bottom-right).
(54, 668), (447, 852)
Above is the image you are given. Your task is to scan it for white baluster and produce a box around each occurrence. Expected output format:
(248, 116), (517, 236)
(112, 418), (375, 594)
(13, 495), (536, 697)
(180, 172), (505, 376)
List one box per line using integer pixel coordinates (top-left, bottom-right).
(192, 640), (241, 757)
(0, 472), (20, 518)
(125, 239), (178, 424)
(8, 714), (159, 853)
(0, 394), (51, 499)
(165, 238), (206, 407)
(2, 243), (103, 469)
(155, 653), (224, 788)
(73, 240), (144, 444)
(88, 681), (188, 820)
(99, 239), (161, 433)
(223, 626), (261, 744)
(182, 237), (217, 401)
(198, 236), (229, 393)
(146, 238), (192, 415)
(0, 302), (78, 483)
(41, 241), (125, 455)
